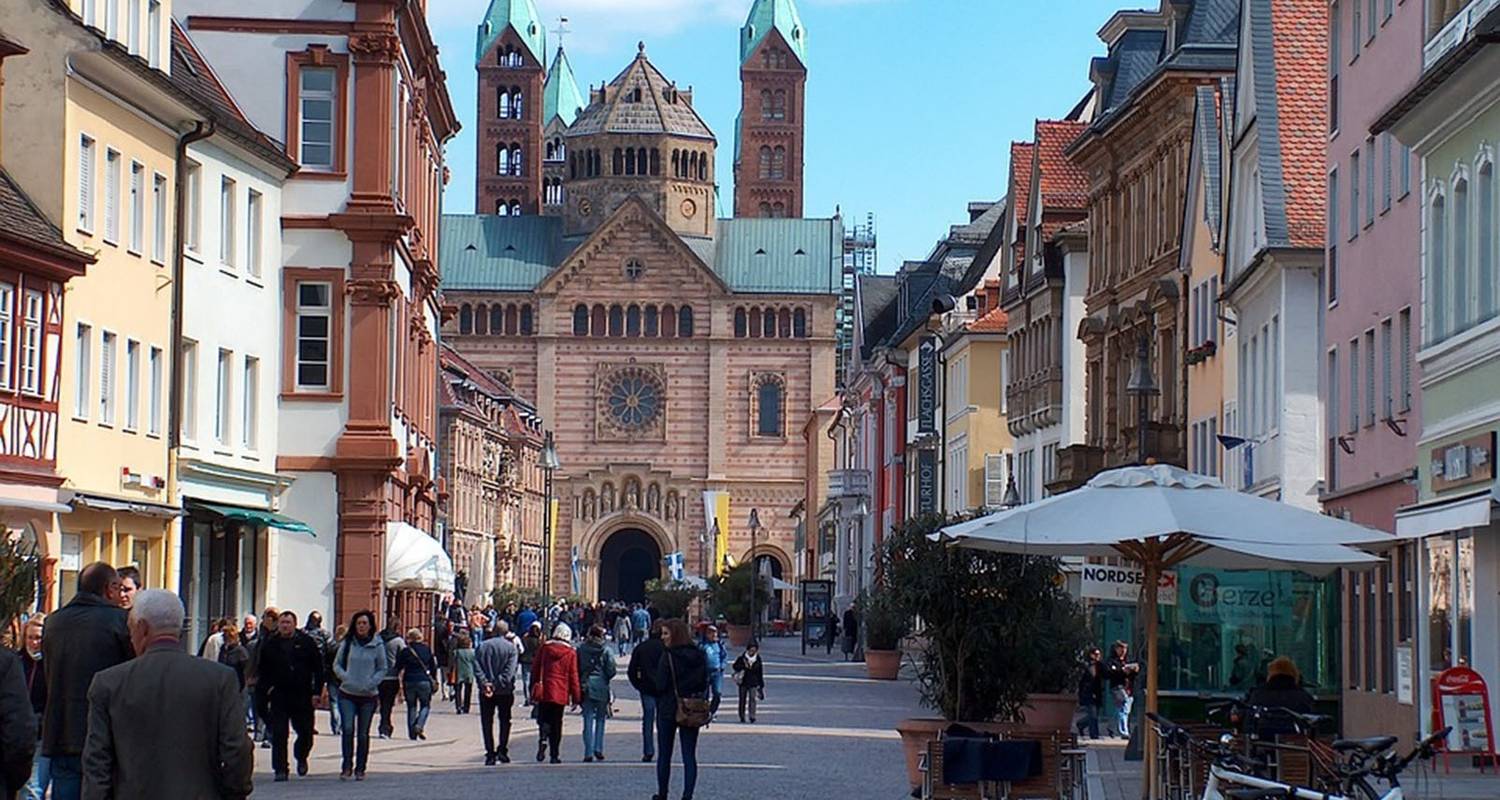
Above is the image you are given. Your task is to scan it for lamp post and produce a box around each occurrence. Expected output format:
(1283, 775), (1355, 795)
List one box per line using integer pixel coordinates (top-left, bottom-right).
(1002, 452), (1022, 509)
(1126, 330), (1160, 465)
(748, 508), (762, 639)
(539, 431), (560, 601)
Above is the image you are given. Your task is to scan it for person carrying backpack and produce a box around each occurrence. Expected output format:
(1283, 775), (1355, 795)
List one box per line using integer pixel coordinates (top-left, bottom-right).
(575, 625), (616, 762)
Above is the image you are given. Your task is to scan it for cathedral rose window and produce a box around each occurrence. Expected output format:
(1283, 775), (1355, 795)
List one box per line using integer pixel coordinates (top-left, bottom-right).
(603, 366), (664, 431)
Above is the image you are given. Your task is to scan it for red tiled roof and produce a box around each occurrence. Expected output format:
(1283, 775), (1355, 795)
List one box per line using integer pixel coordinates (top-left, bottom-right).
(968, 306), (1008, 333)
(1008, 142), (1035, 268)
(1270, 0), (1326, 249)
(1034, 120), (1089, 212)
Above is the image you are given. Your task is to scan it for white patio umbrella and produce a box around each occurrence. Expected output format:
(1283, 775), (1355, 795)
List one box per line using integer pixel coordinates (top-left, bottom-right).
(934, 464), (1388, 795)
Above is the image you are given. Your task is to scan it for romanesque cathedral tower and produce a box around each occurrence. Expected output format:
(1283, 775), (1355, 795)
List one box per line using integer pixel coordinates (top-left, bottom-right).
(475, 0), (547, 215)
(734, 0), (808, 218)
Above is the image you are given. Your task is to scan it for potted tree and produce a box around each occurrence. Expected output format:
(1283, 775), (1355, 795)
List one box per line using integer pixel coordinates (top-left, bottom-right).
(708, 563), (768, 647)
(860, 588), (909, 680)
(880, 514), (1090, 791)
(643, 578), (703, 621)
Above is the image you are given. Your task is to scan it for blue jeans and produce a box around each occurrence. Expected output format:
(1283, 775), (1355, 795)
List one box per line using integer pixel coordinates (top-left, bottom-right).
(707, 670), (723, 715)
(328, 685), (343, 735)
(49, 755), (82, 800)
(581, 698), (608, 757)
(21, 751), (50, 800)
(640, 693), (658, 759)
(404, 681), (433, 736)
(656, 710), (700, 800)
(337, 694), (377, 774)
(1112, 687), (1133, 738)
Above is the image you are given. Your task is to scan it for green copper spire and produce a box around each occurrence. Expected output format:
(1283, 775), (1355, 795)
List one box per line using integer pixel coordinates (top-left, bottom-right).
(740, 0), (808, 66)
(475, 0), (547, 66)
(542, 46), (586, 128)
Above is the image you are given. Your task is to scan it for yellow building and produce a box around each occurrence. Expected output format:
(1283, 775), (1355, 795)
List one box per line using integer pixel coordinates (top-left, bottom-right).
(3, 1), (194, 606)
(941, 291), (1011, 512)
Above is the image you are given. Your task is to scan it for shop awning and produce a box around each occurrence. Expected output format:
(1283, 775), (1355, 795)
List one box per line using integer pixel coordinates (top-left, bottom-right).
(1394, 488), (1497, 539)
(385, 521), (455, 593)
(68, 492), (184, 518)
(189, 502), (315, 535)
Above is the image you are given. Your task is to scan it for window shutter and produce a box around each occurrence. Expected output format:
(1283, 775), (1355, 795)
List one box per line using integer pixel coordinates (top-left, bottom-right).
(78, 139), (93, 228)
(984, 454), (1006, 508)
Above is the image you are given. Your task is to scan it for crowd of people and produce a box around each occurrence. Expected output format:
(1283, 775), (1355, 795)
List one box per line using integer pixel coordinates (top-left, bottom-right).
(1, 576), (771, 800)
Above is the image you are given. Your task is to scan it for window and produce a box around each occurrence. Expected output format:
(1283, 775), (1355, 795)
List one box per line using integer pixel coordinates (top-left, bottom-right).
(148, 346), (162, 436)
(644, 305), (658, 336)
(151, 173), (166, 263)
(678, 306), (694, 337)
(1349, 150), (1360, 240)
(1382, 135), (1393, 212)
(1400, 145), (1411, 198)
(99, 331), (117, 426)
(1351, 0), (1361, 60)
(572, 304), (589, 336)
(124, 339), (140, 431)
(105, 0), (118, 38)
(1364, 137), (1376, 227)
(181, 340), (198, 441)
(0, 284), (11, 390)
(1399, 308), (1412, 411)
(129, 162), (144, 253)
(608, 305), (623, 337)
(1348, 337), (1359, 434)
(1327, 349), (1340, 467)
(147, 0), (161, 68)
(1380, 319), (1393, 420)
(78, 135), (96, 232)
(1330, 2), (1342, 130)
(184, 162), (201, 254)
(219, 177), (236, 266)
(1429, 193), (1447, 342)
(294, 281), (332, 390)
(1482, 163), (1496, 321)
(1329, 168), (1340, 303)
(297, 66), (338, 169)
(74, 324), (91, 419)
(215, 349), (231, 446)
(1364, 329), (1375, 427)
(104, 149), (121, 243)
(1366, 0), (1376, 42)
(756, 377), (784, 437)
(12, 291), (39, 395)
(247, 190), (263, 278)
(242, 356), (259, 449)
(127, 0), (139, 53)
(1454, 177), (1470, 332)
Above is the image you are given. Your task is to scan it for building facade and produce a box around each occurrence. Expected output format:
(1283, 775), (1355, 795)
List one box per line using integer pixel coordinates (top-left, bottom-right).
(476, 0), (545, 216)
(1181, 83), (1232, 487)
(734, 0), (808, 219)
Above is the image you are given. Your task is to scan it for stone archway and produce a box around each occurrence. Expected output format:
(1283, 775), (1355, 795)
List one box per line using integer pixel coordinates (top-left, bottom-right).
(742, 544), (793, 623)
(597, 528), (663, 603)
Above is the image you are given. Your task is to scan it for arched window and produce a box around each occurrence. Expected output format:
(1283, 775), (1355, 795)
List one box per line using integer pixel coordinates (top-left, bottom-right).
(497, 145), (510, 175)
(498, 89), (511, 119)
(608, 304), (624, 337)
(520, 305), (533, 335)
(1430, 192), (1448, 342)
(546, 140), (557, 160)
(613, 148), (624, 175)
(496, 199), (509, 215)
(636, 148), (649, 175)
(556, 139), (566, 160)
(475, 304), (489, 335)
(489, 305), (504, 333)
(763, 308), (777, 338)
(759, 146), (772, 180)
(772, 89), (787, 121)
(1455, 177), (1471, 332)
(761, 89), (773, 121)
(759, 202), (772, 217)
(650, 149), (661, 176)
(1481, 162), (1496, 320)
(772, 201), (785, 217)
(687, 152), (697, 179)
(748, 307), (761, 338)
(779, 308), (792, 338)
(661, 304), (677, 337)
(459, 304), (473, 334)
(734, 307), (748, 338)
(591, 304), (607, 337)
(678, 306), (694, 337)
(625, 305), (642, 336)
(672, 150), (680, 177)
(644, 305), (659, 336)
(570, 154), (578, 179)
(573, 304), (589, 335)
(698, 152), (708, 181)
(756, 377), (784, 437)
(510, 201), (522, 216)
(772, 146), (786, 180)
(510, 145), (524, 176)
(625, 149), (636, 175)
(793, 308), (807, 337)
(511, 88), (524, 119)
(505, 304), (519, 335)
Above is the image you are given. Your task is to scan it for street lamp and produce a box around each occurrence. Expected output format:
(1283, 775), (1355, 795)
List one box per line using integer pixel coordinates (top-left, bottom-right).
(539, 431), (560, 601)
(1002, 451), (1022, 509)
(1126, 330), (1160, 465)
(748, 508), (762, 639)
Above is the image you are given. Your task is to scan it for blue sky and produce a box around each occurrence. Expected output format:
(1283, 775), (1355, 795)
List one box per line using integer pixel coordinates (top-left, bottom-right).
(428, 0), (1127, 272)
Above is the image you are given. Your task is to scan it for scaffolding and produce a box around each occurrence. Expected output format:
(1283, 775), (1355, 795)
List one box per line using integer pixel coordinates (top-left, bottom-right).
(837, 213), (877, 385)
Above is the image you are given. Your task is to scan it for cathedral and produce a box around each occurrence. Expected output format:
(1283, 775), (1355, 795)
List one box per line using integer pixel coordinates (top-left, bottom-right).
(441, 0), (839, 604)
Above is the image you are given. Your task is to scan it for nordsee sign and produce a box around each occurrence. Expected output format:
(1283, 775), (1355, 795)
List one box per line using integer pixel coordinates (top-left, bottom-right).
(1080, 564), (1178, 605)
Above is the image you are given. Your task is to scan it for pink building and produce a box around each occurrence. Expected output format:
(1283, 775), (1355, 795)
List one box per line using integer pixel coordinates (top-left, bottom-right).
(1321, 0), (1423, 745)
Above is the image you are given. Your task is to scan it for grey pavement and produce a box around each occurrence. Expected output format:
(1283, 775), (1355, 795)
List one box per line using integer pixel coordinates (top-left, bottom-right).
(252, 634), (926, 799)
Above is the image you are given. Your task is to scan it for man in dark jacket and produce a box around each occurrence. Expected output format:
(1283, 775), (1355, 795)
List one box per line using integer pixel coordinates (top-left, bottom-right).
(81, 589), (251, 800)
(474, 622), (518, 765)
(0, 649), (36, 800)
(627, 620), (666, 763)
(254, 610), (324, 781)
(41, 563), (131, 800)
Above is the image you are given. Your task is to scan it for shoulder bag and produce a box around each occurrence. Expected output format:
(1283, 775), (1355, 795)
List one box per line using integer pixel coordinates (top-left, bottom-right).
(668, 651), (711, 729)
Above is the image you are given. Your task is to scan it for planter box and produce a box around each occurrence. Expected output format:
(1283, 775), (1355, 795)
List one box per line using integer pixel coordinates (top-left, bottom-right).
(865, 648), (901, 680)
(894, 696), (1077, 790)
(726, 623), (752, 648)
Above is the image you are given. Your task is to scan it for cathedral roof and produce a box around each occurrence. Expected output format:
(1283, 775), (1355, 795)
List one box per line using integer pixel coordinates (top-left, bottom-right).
(567, 45), (715, 140)
(542, 46), (586, 128)
(439, 213), (842, 295)
(741, 0), (808, 67)
(475, 0), (546, 66)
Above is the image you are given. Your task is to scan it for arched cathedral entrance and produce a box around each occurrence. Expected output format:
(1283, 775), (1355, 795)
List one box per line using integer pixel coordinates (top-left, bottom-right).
(598, 528), (662, 603)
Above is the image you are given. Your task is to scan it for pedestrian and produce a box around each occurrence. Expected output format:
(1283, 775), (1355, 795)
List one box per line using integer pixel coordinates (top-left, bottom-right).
(1103, 640), (1139, 739)
(451, 633), (476, 714)
(1073, 646), (1104, 740)
(376, 615), (406, 739)
(576, 624), (616, 762)
(613, 612), (633, 656)
(17, 615), (46, 800)
(113, 566), (141, 610)
(631, 604), (651, 650)
(517, 605), (537, 637)
(433, 619), (452, 703)
(841, 605), (860, 661)
(824, 611), (838, 655)
(79, 589), (253, 800)
(216, 625), (250, 692)
(519, 621), (542, 706)
(653, 619), (710, 800)
(474, 622), (519, 765)
(303, 611), (333, 654)
(396, 628), (437, 740)
(529, 622), (580, 765)
(628, 620), (667, 764)
(325, 623), (348, 737)
(331, 610), (388, 781)
(40, 562), (131, 800)
(255, 610), (324, 781)
(698, 625), (726, 718)
(3, 643), (37, 800)
(1245, 655), (1316, 736)
(197, 617), (228, 661)
(244, 607), (281, 748)
(732, 642), (765, 724)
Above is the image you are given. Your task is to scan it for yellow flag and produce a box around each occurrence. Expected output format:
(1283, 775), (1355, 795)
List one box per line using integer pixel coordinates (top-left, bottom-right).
(704, 491), (731, 576)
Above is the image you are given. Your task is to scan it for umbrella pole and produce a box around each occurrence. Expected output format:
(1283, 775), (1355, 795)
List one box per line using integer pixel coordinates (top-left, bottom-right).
(1142, 558), (1160, 800)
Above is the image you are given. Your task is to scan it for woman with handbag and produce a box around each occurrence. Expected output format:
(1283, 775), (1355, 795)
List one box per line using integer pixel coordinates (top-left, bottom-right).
(731, 642), (765, 724)
(652, 619), (710, 800)
(529, 622), (581, 764)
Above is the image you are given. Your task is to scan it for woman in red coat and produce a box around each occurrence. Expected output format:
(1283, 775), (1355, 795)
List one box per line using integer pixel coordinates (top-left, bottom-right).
(529, 622), (580, 763)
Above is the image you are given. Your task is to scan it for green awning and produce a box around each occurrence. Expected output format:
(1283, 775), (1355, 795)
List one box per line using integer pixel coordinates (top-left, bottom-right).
(190, 502), (316, 536)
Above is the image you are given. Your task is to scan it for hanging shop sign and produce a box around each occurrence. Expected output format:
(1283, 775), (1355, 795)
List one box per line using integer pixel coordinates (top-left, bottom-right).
(917, 449), (938, 514)
(1079, 563), (1178, 605)
(1430, 432), (1495, 493)
(1178, 567), (1293, 626)
(917, 337), (937, 435)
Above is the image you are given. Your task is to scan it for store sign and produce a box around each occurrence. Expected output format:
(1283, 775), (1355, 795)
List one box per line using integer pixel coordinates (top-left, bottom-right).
(1396, 645), (1414, 706)
(1179, 568), (1293, 626)
(917, 449), (938, 514)
(917, 337), (938, 435)
(1431, 432), (1495, 492)
(1432, 666), (1496, 759)
(1080, 564), (1178, 605)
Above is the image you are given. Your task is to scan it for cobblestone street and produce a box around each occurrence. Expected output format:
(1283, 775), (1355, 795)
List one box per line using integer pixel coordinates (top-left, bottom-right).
(252, 635), (925, 799)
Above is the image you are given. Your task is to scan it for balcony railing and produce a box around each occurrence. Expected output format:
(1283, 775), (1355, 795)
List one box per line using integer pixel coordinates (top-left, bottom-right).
(827, 469), (872, 499)
(1425, 0), (1500, 69)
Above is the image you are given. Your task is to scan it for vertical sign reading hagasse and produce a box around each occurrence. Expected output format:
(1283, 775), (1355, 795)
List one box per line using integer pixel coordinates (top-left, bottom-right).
(917, 449), (937, 514)
(917, 336), (937, 435)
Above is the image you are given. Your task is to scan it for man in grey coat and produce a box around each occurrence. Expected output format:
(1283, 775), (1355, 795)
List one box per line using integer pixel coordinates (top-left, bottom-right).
(81, 590), (252, 800)
(474, 621), (519, 765)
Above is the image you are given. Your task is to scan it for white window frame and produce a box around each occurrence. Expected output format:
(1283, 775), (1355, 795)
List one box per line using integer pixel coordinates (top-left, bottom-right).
(215, 348), (232, 446)
(298, 66), (338, 170)
(147, 0), (161, 68)
(104, 148), (121, 244)
(246, 189), (263, 279)
(181, 339), (198, 442)
(78, 135), (96, 234)
(151, 172), (167, 265)
(19, 289), (42, 396)
(124, 339), (140, 432)
(219, 177), (237, 268)
(128, 161), (144, 255)
(0, 283), (12, 391)
(242, 355), (259, 451)
(148, 345), (162, 437)
(295, 281), (333, 392)
(74, 323), (92, 420)
(99, 330), (117, 427)
(184, 161), (202, 256)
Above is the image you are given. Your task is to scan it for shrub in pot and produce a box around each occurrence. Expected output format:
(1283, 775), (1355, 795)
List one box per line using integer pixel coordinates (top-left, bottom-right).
(708, 563), (770, 646)
(859, 588), (909, 680)
(643, 578), (703, 621)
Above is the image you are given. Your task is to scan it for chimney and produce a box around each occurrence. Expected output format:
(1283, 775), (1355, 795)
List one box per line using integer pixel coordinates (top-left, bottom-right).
(0, 36), (28, 158)
(984, 279), (1001, 311)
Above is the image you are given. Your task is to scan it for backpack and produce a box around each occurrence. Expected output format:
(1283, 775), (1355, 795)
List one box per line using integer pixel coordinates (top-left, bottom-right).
(584, 646), (615, 703)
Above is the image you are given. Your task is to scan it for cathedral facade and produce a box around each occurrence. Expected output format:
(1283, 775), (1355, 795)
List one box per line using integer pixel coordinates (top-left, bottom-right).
(443, 0), (835, 603)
